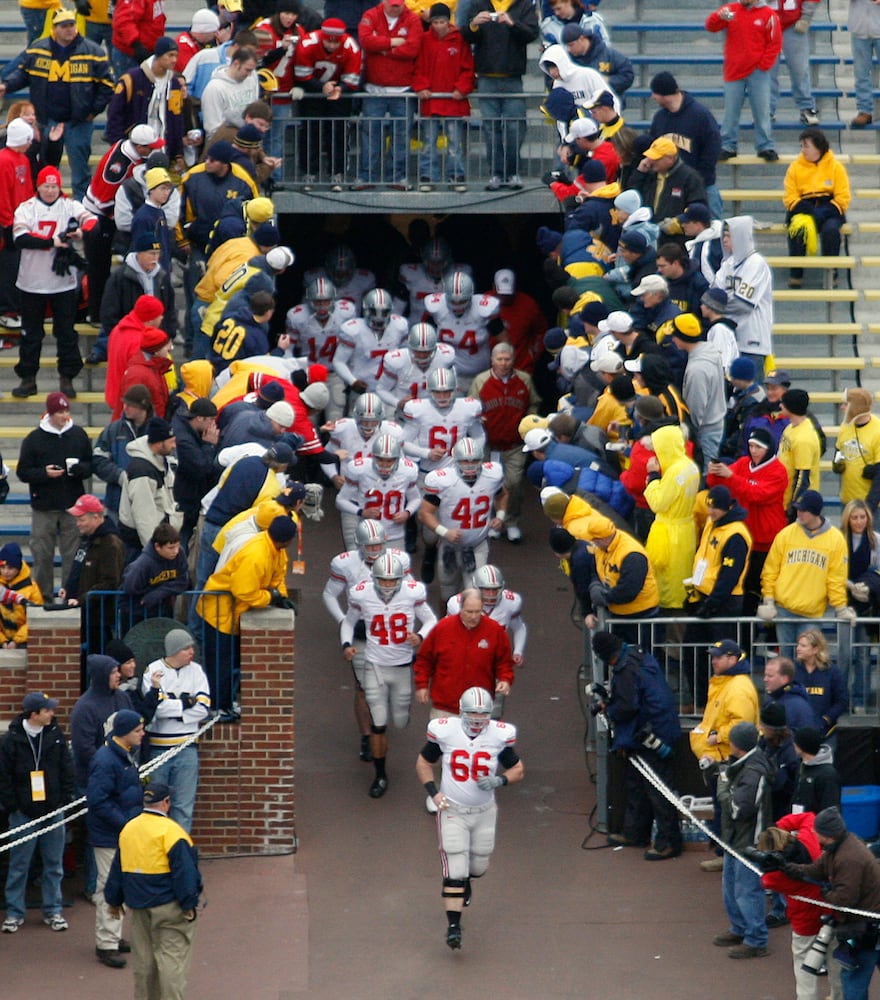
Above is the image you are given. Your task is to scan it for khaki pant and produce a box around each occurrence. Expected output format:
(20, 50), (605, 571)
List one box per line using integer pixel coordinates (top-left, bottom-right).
(130, 901), (197, 1000)
(94, 845), (123, 950)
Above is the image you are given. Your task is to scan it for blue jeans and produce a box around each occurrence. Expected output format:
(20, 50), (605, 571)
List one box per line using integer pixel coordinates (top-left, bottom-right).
(722, 854), (767, 947)
(4, 812), (65, 919)
(267, 101), (293, 182)
(85, 20), (112, 52)
(770, 25), (814, 114)
(48, 118), (95, 201)
(721, 70), (774, 154)
(111, 47), (138, 80)
(359, 94), (412, 185)
(184, 248), (207, 353)
(19, 6), (46, 43)
(705, 183), (724, 222)
(842, 946), (880, 1000)
(477, 76), (526, 180)
(851, 35), (880, 114)
(418, 117), (466, 181)
(146, 743), (199, 833)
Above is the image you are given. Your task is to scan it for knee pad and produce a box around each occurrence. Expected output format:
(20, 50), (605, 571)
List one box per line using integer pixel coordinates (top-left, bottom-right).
(370, 724), (387, 735)
(442, 878), (467, 899)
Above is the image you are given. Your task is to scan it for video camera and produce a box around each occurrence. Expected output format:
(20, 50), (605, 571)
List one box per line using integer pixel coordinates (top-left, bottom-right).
(588, 681), (608, 717)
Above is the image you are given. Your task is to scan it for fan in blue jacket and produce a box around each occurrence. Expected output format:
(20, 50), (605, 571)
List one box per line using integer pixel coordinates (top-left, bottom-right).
(70, 655), (136, 789)
(86, 711), (145, 850)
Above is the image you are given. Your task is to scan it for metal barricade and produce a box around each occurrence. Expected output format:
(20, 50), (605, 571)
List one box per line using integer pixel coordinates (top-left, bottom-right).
(82, 590), (237, 711)
(281, 90), (559, 190)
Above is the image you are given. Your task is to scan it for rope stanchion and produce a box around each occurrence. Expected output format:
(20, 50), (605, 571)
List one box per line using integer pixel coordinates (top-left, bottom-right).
(0, 714), (222, 854)
(628, 752), (880, 923)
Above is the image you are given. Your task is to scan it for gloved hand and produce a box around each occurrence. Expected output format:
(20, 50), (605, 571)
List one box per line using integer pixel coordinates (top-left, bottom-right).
(849, 580), (871, 603)
(476, 775), (505, 790)
(290, 87), (304, 102)
(75, 0), (92, 14)
(270, 588), (296, 611)
(132, 41), (151, 63)
(835, 605), (857, 622)
(695, 597), (721, 620)
(0, 585), (28, 607)
(756, 597), (777, 621)
(658, 217), (681, 235)
(350, 380), (368, 394)
(279, 431), (304, 452)
(541, 169), (572, 188)
(793, 17), (810, 32)
(589, 581), (610, 609)
(178, 692), (196, 709)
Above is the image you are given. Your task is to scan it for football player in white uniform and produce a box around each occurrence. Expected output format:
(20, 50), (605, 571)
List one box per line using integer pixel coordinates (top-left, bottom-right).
(342, 553), (436, 798)
(419, 439), (507, 601)
(424, 270), (501, 380)
(401, 367), (484, 476)
(335, 433), (421, 551)
(415, 686), (523, 950)
(396, 238), (472, 320)
(303, 244), (376, 312)
(285, 277), (355, 420)
(327, 392), (404, 465)
(376, 323), (456, 413)
(323, 520), (411, 764)
(333, 288), (408, 400)
(447, 564), (527, 666)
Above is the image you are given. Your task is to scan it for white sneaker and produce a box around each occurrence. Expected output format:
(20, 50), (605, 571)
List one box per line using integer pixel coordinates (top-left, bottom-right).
(0, 313), (21, 329)
(485, 175), (502, 191)
(426, 794), (439, 814)
(2, 916), (23, 933)
(488, 528), (501, 540)
(43, 914), (68, 931)
(506, 525), (522, 543)
(330, 174), (344, 193)
(506, 174), (523, 190)
(302, 175), (316, 191)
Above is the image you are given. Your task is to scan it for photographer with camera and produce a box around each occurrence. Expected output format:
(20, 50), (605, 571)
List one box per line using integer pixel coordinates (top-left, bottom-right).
(783, 806), (880, 999)
(750, 812), (842, 1000)
(11, 166), (97, 400)
(591, 630), (682, 861)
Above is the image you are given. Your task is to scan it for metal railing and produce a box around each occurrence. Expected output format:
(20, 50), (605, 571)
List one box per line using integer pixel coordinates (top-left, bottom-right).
(589, 612), (878, 720)
(83, 589), (237, 712)
(278, 90), (559, 190)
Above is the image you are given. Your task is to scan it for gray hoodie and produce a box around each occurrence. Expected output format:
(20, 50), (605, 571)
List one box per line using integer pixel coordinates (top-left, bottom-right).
(712, 216), (774, 357)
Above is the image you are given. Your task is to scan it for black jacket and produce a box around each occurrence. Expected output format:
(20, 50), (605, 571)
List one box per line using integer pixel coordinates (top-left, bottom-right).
(99, 260), (177, 340)
(462, 0), (539, 77)
(170, 409), (220, 519)
(0, 715), (75, 818)
(16, 420), (93, 511)
(629, 158), (707, 227)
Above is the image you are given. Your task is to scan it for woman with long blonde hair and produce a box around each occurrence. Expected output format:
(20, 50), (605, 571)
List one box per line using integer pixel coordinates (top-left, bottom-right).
(794, 627), (848, 738)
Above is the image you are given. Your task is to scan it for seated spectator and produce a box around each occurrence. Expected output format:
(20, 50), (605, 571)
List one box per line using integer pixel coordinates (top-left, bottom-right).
(122, 523), (190, 621)
(783, 127), (850, 289)
(0, 543), (43, 648)
(793, 628), (849, 740)
(700, 288), (739, 376)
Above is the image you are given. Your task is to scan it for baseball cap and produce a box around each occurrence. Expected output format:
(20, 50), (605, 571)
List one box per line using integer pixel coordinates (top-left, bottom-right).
(631, 274), (668, 297)
(763, 369), (792, 387)
(266, 442), (295, 466)
(68, 494), (104, 516)
(133, 232), (162, 253)
(129, 124), (165, 149)
(565, 117), (601, 143)
(584, 90), (616, 110)
(522, 428), (552, 453)
(590, 353), (623, 374)
(617, 230), (648, 253)
(644, 137), (678, 160)
(23, 692), (59, 713)
(623, 358), (642, 373)
(709, 638), (742, 657)
(493, 268), (515, 295)
(561, 23), (594, 42)
(52, 8), (76, 23)
(598, 311), (633, 335)
(683, 202), (712, 225)
(143, 781), (171, 803)
(266, 246), (295, 271)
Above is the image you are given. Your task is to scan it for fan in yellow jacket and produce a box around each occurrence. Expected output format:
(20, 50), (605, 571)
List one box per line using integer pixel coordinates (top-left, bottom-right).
(689, 639), (759, 763)
(0, 544), (44, 647)
(644, 423), (700, 609)
(833, 387), (880, 506)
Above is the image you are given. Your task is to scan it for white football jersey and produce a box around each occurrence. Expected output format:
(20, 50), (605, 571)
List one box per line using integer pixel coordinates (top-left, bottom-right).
(446, 591), (527, 655)
(401, 396), (485, 472)
(335, 455), (421, 542)
(334, 315), (409, 390)
(423, 291), (500, 379)
(376, 343), (457, 408)
(423, 462), (504, 546)
(327, 417), (404, 463)
(398, 262), (472, 319)
(14, 195), (91, 294)
(303, 266), (376, 312)
(343, 578), (435, 666)
(285, 299), (357, 365)
(428, 716), (517, 808)
(322, 546), (412, 622)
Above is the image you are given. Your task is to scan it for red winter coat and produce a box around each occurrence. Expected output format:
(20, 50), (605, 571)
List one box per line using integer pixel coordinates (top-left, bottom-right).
(358, 3), (422, 88)
(0, 148), (34, 230)
(497, 293), (547, 373)
(707, 454), (787, 551)
(411, 25), (474, 117)
(705, 3), (781, 82)
(112, 0), (167, 57)
(413, 613), (514, 715)
(620, 438), (653, 510)
(761, 812), (834, 936)
(768, 0), (820, 31)
(106, 312), (162, 412)
(117, 353), (172, 419)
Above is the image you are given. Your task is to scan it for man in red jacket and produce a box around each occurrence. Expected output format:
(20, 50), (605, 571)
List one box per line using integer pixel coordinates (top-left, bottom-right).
(414, 589), (514, 716)
(412, 4), (475, 193)
(706, 0), (781, 161)
(356, 0), (422, 190)
(111, 0), (168, 77)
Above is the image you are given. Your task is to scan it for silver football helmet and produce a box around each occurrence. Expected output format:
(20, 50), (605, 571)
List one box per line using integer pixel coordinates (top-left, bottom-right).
(372, 433), (401, 480)
(427, 366), (457, 409)
(355, 519), (386, 563)
(325, 245), (355, 286)
(459, 686), (493, 737)
(306, 277), (336, 320)
(444, 270), (473, 317)
(407, 322), (438, 370)
(473, 564), (504, 608)
(373, 551), (404, 602)
(362, 288), (393, 333)
(452, 437), (482, 484)
(353, 392), (384, 439)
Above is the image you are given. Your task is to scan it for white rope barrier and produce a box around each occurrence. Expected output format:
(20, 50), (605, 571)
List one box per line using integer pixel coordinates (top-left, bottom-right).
(628, 753), (880, 922)
(0, 714), (222, 854)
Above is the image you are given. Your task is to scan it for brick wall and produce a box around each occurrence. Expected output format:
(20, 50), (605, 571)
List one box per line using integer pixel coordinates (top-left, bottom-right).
(1, 606), (297, 859)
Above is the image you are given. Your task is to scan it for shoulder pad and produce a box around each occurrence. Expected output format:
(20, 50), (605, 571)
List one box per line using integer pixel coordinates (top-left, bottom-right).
(423, 293), (443, 313)
(335, 299), (357, 318)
